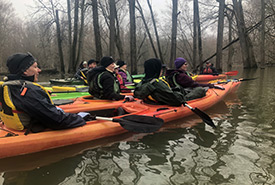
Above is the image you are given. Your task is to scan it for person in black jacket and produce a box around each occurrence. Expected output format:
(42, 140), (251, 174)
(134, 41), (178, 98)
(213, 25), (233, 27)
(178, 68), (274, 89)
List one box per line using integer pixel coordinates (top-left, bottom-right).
(134, 58), (185, 106)
(0, 53), (86, 132)
(87, 56), (134, 101)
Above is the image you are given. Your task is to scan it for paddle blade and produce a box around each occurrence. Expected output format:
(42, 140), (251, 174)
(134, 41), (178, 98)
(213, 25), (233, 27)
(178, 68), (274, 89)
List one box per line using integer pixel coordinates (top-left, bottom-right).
(192, 108), (216, 128)
(113, 115), (164, 133)
(225, 70), (238, 76)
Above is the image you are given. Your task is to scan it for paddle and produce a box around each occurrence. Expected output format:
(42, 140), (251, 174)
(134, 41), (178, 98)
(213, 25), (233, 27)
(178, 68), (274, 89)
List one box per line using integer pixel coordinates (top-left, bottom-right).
(224, 70), (238, 76)
(239, 77), (258, 82)
(183, 103), (216, 128)
(93, 115), (164, 133)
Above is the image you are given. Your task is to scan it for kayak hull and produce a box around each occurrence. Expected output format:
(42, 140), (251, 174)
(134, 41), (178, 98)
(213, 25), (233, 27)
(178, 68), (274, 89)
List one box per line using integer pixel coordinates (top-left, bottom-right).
(0, 81), (241, 159)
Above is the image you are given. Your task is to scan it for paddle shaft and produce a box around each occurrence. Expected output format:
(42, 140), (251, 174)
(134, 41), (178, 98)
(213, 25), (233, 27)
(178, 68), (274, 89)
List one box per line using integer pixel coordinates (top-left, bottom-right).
(183, 103), (216, 128)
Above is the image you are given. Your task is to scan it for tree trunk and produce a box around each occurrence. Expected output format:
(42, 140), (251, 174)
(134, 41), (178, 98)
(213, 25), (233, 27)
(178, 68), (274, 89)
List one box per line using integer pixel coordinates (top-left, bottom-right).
(193, 0), (198, 70)
(147, 0), (164, 63)
(128, 0), (137, 74)
(169, 0), (178, 68)
(232, 0), (257, 68)
(260, 0), (265, 68)
(114, 3), (124, 60)
(76, 0), (85, 64)
(216, 0), (225, 73)
(226, 10), (234, 71)
(67, 0), (72, 74)
(109, 0), (116, 57)
(55, 10), (65, 78)
(196, 1), (203, 72)
(70, 0), (79, 72)
(136, 0), (158, 59)
(92, 0), (102, 61)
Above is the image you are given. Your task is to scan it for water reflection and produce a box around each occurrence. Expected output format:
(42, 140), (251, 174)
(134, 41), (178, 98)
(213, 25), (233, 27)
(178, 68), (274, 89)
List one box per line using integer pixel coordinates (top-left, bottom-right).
(1, 68), (275, 185)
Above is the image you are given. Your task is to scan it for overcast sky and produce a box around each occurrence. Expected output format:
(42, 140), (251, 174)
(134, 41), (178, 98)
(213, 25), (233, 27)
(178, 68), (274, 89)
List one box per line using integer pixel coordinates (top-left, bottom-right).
(9, 0), (170, 19)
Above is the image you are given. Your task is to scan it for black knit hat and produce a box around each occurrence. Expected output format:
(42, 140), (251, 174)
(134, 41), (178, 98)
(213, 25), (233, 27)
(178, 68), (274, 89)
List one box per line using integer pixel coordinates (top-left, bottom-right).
(88, 59), (98, 65)
(116, 60), (126, 68)
(100, 56), (114, 68)
(6, 53), (36, 74)
(144, 58), (162, 79)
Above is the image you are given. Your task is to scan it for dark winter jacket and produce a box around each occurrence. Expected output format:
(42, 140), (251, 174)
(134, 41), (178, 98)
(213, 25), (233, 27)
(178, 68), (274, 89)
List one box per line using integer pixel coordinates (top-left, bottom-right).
(2, 80), (86, 130)
(87, 66), (125, 100)
(166, 69), (215, 89)
(134, 78), (185, 106)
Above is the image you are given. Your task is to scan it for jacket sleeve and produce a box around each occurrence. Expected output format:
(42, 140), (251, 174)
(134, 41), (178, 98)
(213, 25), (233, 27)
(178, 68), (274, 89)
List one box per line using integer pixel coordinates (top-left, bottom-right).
(12, 85), (86, 130)
(176, 73), (214, 88)
(100, 73), (125, 100)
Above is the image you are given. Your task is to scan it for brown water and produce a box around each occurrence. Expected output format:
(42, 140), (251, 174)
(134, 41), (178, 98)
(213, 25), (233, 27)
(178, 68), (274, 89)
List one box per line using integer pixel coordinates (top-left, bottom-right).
(0, 68), (275, 185)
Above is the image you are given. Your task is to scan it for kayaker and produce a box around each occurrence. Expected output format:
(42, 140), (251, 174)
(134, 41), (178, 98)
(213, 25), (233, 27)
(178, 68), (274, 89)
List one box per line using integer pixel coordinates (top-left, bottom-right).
(87, 56), (134, 101)
(75, 60), (89, 83)
(116, 60), (133, 84)
(200, 61), (218, 74)
(134, 58), (185, 106)
(0, 53), (87, 133)
(114, 64), (131, 93)
(166, 57), (224, 100)
(87, 59), (99, 70)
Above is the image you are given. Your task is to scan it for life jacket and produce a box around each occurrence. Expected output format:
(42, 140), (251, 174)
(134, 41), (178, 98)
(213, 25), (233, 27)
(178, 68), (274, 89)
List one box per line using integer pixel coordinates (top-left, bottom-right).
(0, 80), (52, 130)
(203, 67), (213, 74)
(166, 72), (207, 100)
(145, 78), (170, 103)
(119, 69), (132, 83)
(89, 71), (120, 99)
(166, 71), (182, 90)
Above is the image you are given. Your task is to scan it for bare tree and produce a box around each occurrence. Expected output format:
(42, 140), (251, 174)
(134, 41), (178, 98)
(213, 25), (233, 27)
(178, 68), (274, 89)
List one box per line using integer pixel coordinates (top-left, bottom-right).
(69, 0), (79, 72)
(192, 0), (203, 72)
(225, 6), (234, 71)
(67, 0), (72, 71)
(169, 0), (178, 68)
(136, 0), (158, 59)
(128, 0), (137, 74)
(147, 0), (164, 63)
(193, 0), (198, 69)
(216, 0), (225, 73)
(109, 0), (116, 56)
(232, 0), (257, 68)
(91, 0), (102, 61)
(260, 0), (265, 68)
(76, 0), (86, 65)
(55, 10), (65, 77)
(114, 2), (124, 60)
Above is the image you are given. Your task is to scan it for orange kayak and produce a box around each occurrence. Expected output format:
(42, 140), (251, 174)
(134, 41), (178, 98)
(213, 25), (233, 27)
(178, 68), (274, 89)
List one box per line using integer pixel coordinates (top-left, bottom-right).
(0, 81), (241, 159)
(195, 74), (227, 83)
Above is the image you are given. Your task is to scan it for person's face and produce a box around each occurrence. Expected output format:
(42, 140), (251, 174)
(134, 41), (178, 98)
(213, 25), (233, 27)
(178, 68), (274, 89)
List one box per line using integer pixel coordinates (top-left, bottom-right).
(89, 62), (97, 69)
(206, 63), (211, 67)
(180, 63), (188, 71)
(106, 62), (115, 72)
(23, 62), (41, 82)
(159, 69), (163, 78)
(121, 64), (127, 70)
